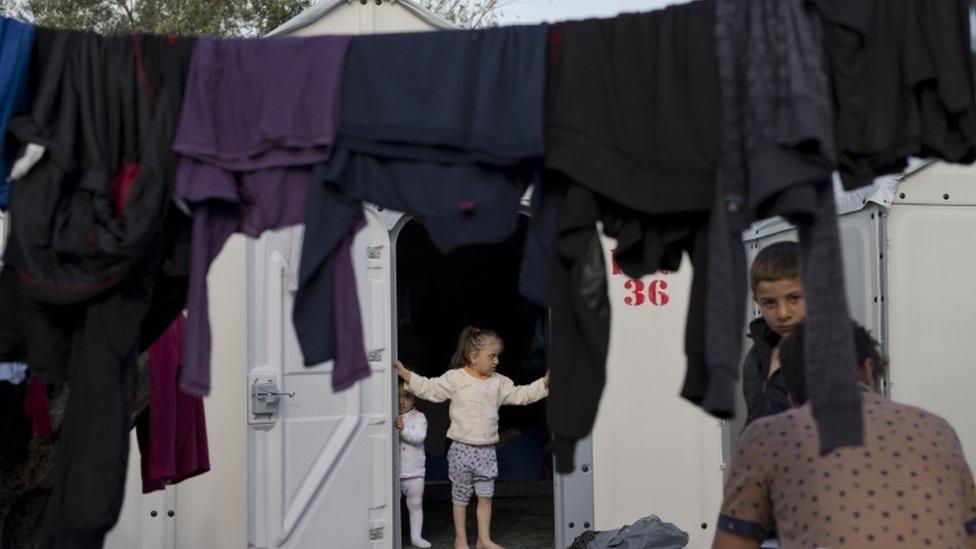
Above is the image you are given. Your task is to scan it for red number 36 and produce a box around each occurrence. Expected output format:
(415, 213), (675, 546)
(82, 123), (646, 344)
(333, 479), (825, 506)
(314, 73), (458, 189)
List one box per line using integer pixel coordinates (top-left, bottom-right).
(624, 279), (669, 307)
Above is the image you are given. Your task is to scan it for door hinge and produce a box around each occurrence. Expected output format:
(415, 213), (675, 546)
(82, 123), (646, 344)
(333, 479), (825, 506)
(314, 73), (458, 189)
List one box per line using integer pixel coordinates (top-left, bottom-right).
(367, 245), (384, 259)
(369, 526), (384, 540)
(367, 348), (384, 362)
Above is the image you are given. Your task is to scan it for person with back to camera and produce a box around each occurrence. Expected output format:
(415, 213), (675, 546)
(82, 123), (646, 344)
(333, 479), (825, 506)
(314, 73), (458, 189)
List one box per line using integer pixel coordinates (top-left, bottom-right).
(713, 322), (976, 548)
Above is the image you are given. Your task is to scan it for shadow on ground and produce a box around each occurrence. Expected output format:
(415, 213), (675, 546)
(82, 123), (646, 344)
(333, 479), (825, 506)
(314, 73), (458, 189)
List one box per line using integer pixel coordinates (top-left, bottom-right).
(402, 495), (554, 548)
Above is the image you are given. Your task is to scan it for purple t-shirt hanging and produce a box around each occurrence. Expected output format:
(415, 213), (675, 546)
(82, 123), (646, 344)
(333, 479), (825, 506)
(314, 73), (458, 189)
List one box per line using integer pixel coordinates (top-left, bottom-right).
(172, 35), (351, 396)
(139, 315), (210, 493)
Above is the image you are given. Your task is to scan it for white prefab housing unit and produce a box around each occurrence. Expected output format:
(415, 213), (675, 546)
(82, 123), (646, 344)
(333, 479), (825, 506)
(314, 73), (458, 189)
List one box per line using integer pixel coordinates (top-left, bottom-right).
(23, 0), (969, 546)
(739, 162), (976, 481)
(241, 2), (727, 548)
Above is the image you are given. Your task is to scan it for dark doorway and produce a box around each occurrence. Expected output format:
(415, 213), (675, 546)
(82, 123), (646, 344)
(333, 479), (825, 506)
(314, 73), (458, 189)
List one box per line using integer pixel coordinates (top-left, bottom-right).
(395, 215), (554, 548)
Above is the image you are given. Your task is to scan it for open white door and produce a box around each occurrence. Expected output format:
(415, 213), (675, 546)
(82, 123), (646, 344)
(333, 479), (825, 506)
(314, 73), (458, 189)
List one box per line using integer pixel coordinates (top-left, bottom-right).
(247, 209), (394, 548)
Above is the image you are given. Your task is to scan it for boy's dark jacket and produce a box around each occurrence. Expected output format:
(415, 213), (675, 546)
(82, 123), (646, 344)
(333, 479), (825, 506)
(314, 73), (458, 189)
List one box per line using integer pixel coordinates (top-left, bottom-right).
(742, 317), (791, 428)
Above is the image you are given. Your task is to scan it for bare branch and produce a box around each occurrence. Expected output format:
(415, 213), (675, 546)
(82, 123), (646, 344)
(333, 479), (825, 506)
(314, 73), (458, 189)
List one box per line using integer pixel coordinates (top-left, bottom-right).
(114, 0), (136, 27)
(420, 0), (507, 28)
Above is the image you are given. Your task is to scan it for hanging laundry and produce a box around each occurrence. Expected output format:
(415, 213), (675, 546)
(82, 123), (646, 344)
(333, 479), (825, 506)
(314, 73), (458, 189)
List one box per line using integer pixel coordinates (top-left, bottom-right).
(0, 362), (28, 384)
(542, 2), (720, 472)
(171, 34), (353, 396)
(24, 273), (146, 549)
(0, 264), (26, 364)
(6, 30), (177, 304)
(0, 266), (51, 441)
(0, 263), (68, 548)
(24, 374), (52, 438)
(704, 0), (861, 456)
(132, 34), (196, 355)
(0, 264), (31, 484)
(2, 29), (196, 547)
(519, 181), (559, 306)
(814, 0), (976, 190)
(0, 377), (68, 549)
(136, 315), (210, 493)
(0, 378), (30, 465)
(329, 218), (370, 391)
(302, 213), (367, 394)
(295, 24), (548, 388)
(0, 16), (34, 210)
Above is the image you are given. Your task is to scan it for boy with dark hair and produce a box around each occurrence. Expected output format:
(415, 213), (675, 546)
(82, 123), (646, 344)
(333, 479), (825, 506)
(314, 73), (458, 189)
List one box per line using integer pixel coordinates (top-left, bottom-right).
(742, 241), (805, 427)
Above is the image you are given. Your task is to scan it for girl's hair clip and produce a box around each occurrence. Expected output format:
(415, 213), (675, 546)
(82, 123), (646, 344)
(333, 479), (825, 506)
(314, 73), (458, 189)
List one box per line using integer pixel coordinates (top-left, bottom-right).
(471, 327), (481, 334)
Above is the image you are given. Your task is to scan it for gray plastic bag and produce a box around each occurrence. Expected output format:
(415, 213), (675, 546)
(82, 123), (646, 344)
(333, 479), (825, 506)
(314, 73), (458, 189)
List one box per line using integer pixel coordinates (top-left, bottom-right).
(570, 515), (689, 549)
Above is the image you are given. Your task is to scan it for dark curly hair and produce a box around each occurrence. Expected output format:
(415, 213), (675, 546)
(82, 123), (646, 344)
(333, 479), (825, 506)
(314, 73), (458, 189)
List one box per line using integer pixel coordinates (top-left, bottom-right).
(779, 321), (888, 405)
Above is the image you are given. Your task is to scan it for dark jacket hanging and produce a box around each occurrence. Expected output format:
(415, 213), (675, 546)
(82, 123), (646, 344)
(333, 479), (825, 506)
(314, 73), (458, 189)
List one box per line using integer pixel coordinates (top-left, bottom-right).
(3, 29), (195, 547)
(542, 2), (720, 472)
(813, 0), (976, 190)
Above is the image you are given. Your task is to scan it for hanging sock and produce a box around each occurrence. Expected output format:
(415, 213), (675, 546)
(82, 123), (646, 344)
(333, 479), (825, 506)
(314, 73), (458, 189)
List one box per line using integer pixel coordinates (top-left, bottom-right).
(24, 375), (51, 438)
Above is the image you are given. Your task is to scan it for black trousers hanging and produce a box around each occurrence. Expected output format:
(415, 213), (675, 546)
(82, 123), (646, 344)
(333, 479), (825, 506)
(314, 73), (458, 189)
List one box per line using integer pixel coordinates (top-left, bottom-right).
(31, 267), (153, 548)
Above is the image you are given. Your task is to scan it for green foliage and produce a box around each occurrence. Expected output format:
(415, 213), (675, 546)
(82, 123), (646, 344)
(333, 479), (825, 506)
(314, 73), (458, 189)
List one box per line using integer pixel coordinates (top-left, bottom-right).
(0, 0), (314, 36)
(0, 0), (509, 35)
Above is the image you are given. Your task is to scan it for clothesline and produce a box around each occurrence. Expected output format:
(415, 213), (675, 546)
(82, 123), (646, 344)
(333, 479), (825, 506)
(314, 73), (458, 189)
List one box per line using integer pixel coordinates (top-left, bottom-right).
(1, 0), (975, 545)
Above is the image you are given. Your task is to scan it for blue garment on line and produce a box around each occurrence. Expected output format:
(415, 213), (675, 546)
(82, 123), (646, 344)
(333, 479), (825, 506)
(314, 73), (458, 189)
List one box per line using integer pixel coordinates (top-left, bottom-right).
(0, 362), (28, 384)
(0, 17), (35, 209)
(294, 24), (550, 370)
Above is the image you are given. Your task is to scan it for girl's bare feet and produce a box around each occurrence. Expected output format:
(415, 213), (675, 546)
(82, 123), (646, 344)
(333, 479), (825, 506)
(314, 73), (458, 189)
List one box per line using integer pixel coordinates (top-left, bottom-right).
(476, 540), (504, 549)
(455, 541), (470, 549)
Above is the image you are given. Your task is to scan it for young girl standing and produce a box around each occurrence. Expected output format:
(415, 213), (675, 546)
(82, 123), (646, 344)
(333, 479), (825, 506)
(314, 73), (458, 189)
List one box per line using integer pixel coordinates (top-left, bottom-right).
(397, 380), (431, 548)
(397, 327), (550, 549)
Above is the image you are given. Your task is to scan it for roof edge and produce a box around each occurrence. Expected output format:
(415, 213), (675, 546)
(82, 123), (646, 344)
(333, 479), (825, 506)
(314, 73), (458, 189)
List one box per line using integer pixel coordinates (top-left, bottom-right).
(268, 0), (346, 36)
(392, 0), (458, 30)
(269, 0), (457, 36)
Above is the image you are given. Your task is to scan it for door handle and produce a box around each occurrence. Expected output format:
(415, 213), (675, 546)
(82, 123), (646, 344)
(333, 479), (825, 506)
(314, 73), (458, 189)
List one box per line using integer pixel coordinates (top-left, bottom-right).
(251, 381), (294, 417)
(254, 387), (295, 399)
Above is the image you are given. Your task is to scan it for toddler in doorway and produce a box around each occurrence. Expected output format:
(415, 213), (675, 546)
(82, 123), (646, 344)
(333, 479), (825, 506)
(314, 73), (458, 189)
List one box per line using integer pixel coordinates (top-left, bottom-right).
(398, 380), (431, 548)
(397, 326), (550, 549)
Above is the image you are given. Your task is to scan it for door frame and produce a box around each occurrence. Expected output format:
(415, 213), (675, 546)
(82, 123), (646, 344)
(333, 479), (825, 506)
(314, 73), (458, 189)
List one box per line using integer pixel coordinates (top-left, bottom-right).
(245, 209), (395, 548)
(380, 205), (595, 548)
